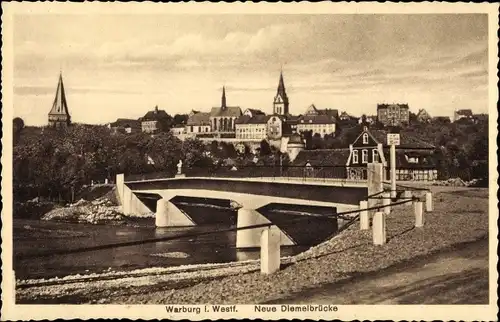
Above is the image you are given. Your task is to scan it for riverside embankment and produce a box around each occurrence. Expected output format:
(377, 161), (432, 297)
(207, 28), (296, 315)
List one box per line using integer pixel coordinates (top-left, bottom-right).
(16, 186), (489, 304)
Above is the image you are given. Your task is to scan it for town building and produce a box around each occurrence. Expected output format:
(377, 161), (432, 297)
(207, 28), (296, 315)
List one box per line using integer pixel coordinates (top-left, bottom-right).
(141, 106), (171, 133)
(235, 114), (287, 141)
(296, 114), (336, 138)
(170, 125), (186, 137)
(304, 104), (339, 120)
(235, 115), (269, 140)
(286, 115), (300, 134)
(454, 109), (474, 122)
(339, 111), (356, 122)
(209, 86), (242, 135)
(346, 126), (438, 181)
(416, 109), (432, 123)
(273, 71), (289, 116)
(48, 72), (71, 127)
(376, 103), (410, 126)
(108, 118), (141, 134)
(358, 115), (376, 125)
(292, 125), (438, 181)
(186, 111), (211, 134)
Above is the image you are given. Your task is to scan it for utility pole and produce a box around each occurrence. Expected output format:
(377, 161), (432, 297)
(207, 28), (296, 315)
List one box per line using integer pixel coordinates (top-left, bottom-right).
(388, 116), (399, 199)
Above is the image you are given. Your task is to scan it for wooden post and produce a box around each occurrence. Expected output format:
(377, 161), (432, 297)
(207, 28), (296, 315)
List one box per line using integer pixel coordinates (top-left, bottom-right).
(414, 201), (424, 227)
(372, 211), (386, 245)
(261, 226), (281, 274)
(382, 192), (391, 214)
(367, 163), (384, 219)
(425, 191), (433, 212)
(359, 200), (369, 230)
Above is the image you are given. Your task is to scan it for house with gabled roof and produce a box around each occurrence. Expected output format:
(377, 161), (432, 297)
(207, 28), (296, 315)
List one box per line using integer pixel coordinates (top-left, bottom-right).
(141, 106), (172, 133)
(345, 126), (438, 181)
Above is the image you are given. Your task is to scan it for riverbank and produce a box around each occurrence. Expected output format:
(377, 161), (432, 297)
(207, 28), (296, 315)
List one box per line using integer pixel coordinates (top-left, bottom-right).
(16, 186), (490, 304)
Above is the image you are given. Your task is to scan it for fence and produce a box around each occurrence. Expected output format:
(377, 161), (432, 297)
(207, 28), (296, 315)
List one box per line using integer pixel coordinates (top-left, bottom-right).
(123, 165), (355, 183)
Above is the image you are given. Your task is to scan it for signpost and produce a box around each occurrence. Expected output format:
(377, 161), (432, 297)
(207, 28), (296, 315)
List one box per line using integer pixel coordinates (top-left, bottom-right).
(387, 133), (400, 198)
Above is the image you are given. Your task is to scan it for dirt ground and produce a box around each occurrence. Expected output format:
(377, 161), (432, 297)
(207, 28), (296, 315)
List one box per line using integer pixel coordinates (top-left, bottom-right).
(267, 237), (489, 304)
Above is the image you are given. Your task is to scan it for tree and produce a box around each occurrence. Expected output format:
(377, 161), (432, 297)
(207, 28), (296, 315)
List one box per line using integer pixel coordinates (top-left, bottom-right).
(182, 138), (211, 168)
(311, 133), (325, 150)
(13, 117), (25, 133)
(13, 117), (25, 145)
(173, 114), (189, 126)
(259, 139), (272, 156)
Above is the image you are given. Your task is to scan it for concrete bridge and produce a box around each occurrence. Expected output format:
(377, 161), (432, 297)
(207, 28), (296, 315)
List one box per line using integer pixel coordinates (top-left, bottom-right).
(116, 174), (369, 248)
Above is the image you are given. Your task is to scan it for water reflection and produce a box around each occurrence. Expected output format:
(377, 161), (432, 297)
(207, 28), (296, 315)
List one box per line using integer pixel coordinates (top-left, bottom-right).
(14, 206), (314, 280)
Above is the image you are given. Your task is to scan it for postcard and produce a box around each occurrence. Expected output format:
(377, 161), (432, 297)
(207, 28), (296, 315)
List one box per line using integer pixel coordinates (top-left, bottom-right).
(1, 2), (498, 320)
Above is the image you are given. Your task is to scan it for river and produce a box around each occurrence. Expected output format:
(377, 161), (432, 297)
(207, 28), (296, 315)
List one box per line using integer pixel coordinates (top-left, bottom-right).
(14, 215), (309, 280)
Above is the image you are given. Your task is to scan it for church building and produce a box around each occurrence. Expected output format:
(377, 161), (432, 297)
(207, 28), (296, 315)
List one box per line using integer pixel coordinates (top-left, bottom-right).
(48, 72), (71, 127)
(273, 71), (289, 116)
(209, 86), (242, 134)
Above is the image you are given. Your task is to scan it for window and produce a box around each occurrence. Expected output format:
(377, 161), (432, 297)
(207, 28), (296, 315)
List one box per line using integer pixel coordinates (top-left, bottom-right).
(373, 149), (379, 163)
(353, 150), (359, 164)
(362, 133), (369, 144)
(362, 149), (368, 163)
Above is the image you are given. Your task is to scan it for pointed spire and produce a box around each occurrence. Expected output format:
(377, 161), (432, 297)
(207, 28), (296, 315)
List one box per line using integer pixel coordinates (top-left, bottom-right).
(221, 85), (227, 110)
(48, 71), (71, 126)
(277, 69), (286, 97)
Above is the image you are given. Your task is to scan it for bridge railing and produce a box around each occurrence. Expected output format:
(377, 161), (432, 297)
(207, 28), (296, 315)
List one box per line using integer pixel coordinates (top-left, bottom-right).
(123, 165), (364, 183)
(185, 165), (358, 182)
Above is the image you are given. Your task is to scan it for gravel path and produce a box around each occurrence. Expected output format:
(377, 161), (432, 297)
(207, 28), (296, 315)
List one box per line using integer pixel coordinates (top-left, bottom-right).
(17, 187), (489, 304)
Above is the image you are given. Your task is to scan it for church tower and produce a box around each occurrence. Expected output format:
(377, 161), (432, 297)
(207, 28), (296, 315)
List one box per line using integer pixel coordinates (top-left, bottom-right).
(273, 70), (289, 115)
(221, 86), (227, 110)
(48, 72), (71, 127)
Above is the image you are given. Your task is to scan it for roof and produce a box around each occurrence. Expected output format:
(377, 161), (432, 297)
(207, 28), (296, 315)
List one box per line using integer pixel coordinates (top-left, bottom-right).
(110, 118), (141, 128)
(366, 129), (435, 149)
(298, 114), (337, 124)
(187, 112), (210, 126)
(285, 115), (301, 124)
(244, 108), (265, 116)
(142, 107), (171, 121)
(48, 73), (70, 117)
(382, 149), (437, 169)
(456, 109), (473, 116)
(292, 148), (350, 167)
(235, 114), (270, 125)
(288, 133), (304, 144)
(339, 111), (353, 118)
(210, 106), (242, 118)
(377, 103), (409, 110)
(305, 104), (339, 118)
(275, 71), (289, 103)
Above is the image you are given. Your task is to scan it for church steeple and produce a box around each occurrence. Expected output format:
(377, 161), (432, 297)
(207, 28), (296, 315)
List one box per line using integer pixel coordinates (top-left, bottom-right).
(273, 69), (289, 115)
(48, 72), (71, 127)
(221, 86), (227, 110)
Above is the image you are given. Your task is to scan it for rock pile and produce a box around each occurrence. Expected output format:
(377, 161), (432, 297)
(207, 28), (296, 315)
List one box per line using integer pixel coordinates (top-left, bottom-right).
(42, 196), (125, 224)
(432, 178), (483, 187)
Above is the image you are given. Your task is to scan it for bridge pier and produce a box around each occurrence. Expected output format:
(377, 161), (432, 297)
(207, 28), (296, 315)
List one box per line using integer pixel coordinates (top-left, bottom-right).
(236, 208), (295, 248)
(156, 198), (195, 227)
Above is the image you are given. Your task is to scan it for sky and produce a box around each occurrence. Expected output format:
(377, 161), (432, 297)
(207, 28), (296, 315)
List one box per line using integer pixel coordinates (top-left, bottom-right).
(13, 14), (489, 126)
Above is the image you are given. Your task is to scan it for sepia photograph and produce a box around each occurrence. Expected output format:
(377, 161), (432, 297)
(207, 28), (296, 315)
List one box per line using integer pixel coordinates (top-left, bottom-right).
(1, 2), (498, 320)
